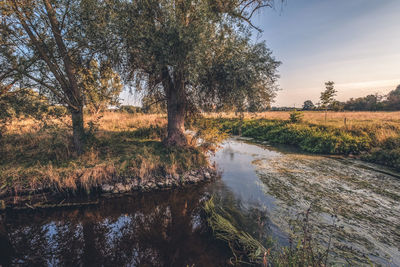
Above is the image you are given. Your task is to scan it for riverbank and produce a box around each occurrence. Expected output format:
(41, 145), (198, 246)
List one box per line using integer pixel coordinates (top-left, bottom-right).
(0, 113), (216, 209)
(201, 113), (400, 171)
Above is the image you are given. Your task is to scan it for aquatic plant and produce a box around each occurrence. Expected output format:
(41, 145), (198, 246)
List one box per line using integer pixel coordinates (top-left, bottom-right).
(203, 197), (269, 265)
(203, 198), (337, 266)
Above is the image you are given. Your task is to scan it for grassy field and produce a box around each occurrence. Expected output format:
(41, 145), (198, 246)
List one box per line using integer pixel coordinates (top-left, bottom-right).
(0, 112), (207, 199)
(208, 111), (400, 128)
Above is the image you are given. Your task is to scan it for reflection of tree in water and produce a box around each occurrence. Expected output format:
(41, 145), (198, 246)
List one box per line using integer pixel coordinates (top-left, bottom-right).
(1, 187), (230, 266)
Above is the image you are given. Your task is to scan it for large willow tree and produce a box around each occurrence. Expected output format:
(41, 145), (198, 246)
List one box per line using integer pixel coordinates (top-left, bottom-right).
(115, 0), (280, 146)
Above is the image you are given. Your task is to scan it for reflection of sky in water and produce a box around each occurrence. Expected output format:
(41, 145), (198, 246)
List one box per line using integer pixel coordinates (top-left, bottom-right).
(211, 139), (280, 212)
(210, 138), (288, 245)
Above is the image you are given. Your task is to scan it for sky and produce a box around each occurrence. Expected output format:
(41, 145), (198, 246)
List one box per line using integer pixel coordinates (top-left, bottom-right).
(253, 0), (400, 107)
(121, 0), (400, 107)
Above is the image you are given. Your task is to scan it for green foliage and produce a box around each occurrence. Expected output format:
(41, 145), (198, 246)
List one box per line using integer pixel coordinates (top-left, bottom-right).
(343, 94), (382, 111)
(320, 81), (337, 109)
(142, 94), (167, 114)
(197, 38), (280, 112)
(119, 105), (142, 114)
(203, 116), (400, 171)
(203, 197), (271, 264)
(289, 110), (303, 123)
(0, 89), (50, 137)
(362, 136), (400, 170)
(190, 118), (229, 151)
(205, 118), (373, 155)
(79, 60), (123, 114)
(331, 85), (400, 111)
(203, 198), (333, 266)
(111, 0), (279, 136)
(385, 85), (400, 110)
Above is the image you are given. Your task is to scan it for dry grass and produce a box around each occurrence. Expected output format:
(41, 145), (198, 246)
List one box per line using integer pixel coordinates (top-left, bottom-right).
(206, 111), (400, 126)
(5, 112), (167, 135)
(0, 112), (206, 197)
(206, 111), (400, 144)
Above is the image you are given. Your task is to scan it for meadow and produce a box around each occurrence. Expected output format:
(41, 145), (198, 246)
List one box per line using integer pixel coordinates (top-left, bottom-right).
(0, 112), (206, 203)
(207, 111), (400, 129)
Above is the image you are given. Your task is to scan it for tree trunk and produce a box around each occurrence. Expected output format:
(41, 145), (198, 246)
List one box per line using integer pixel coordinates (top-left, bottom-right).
(71, 108), (85, 155)
(162, 68), (187, 147)
(238, 111), (244, 136)
(165, 85), (187, 146)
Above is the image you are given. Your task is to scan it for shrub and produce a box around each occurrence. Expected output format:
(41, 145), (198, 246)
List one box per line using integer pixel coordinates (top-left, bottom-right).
(289, 110), (304, 123)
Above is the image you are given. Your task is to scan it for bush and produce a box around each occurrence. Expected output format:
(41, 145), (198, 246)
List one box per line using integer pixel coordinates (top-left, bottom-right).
(204, 118), (373, 155)
(362, 136), (400, 170)
(119, 105), (142, 114)
(289, 110), (304, 123)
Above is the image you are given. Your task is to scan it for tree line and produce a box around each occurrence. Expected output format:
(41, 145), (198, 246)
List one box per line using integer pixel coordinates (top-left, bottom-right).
(302, 83), (400, 112)
(1, 0), (281, 153)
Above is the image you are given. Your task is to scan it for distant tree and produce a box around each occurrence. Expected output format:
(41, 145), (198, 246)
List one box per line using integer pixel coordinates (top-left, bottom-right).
(343, 94), (383, 111)
(330, 100), (344, 111)
(142, 93), (167, 114)
(302, 100), (315, 110)
(119, 105), (142, 114)
(384, 85), (400, 110)
(320, 81), (337, 122)
(0, 88), (49, 138)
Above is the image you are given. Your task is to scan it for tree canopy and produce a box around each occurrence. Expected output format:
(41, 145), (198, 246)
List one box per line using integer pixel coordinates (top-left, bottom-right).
(320, 81), (337, 109)
(302, 100), (315, 110)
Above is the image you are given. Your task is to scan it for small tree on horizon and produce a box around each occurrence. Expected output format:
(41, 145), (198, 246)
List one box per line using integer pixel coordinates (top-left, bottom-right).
(302, 100), (315, 110)
(320, 81), (337, 122)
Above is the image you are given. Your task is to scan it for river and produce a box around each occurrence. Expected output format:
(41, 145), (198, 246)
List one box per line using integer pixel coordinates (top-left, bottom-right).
(1, 138), (399, 266)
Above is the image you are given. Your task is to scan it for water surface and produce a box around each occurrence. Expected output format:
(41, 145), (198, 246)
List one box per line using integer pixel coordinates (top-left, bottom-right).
(1, 138), (399, 266)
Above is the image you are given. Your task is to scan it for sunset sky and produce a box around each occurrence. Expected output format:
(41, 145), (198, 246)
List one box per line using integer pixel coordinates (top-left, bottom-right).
(254, 0), (400, 107)
(121, 0), (400, 107)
